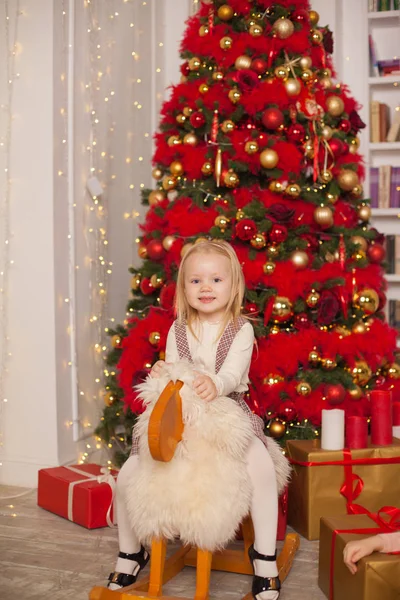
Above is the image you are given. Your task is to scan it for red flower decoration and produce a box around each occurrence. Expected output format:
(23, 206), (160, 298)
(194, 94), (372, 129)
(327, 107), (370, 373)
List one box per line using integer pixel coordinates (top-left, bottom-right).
(235, 218), (258, 241)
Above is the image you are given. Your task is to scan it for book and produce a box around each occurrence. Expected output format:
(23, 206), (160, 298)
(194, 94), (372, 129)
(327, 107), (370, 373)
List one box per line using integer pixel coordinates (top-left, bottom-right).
(379, 0), (390, 9)
(396, 237), (400, 274)
(379, 103), (390, 141)
(394, 0), (400, 10)
(370, 100), (381, 142)
(378, 164), (391, 208)
(370, 167), (379, 208)
(368, 35), (380, 77)
(390, 167), (400, 207)
(385, 235), (395, 273)
(387, 108), (400, 142)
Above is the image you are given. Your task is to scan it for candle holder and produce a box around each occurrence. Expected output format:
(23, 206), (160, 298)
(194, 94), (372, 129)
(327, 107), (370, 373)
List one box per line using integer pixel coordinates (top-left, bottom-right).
(321, 409), (344, 450)
(346, 415), (368, 449)
(370, 390), (392, 446)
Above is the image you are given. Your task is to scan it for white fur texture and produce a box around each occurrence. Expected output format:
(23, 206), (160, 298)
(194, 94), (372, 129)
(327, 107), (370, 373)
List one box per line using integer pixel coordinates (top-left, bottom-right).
(126, 362), (253, 551)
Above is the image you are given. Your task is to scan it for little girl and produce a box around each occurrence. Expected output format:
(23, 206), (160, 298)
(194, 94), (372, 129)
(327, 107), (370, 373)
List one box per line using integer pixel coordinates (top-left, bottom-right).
(344, 531), (400, 574)
(108, 240), (288, 600)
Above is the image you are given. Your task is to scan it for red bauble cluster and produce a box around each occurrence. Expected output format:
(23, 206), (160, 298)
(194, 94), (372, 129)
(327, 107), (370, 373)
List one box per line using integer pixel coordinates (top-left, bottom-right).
(147, 239), (165, 261)
(235, 218), (257, 241)
(262, 107), (284, 131)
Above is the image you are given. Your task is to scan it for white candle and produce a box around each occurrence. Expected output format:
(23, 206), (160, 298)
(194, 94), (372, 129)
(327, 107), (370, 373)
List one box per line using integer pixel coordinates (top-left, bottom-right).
(393, 426), (400, 440)
(321, 409), (345, 451)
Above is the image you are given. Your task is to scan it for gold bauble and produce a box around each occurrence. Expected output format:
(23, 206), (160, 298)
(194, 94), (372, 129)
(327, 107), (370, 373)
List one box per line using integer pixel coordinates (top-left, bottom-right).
(320, 170), (333, 183)
(183, 106), (193, 117)
(272, 296), (293, 322)
(300, 56), (312, 70)
(326, 95), (345, 117)
(245, 140), (259, 154)
(272, 18), (295, 39)
(275, 66), (289, 80)
(326, 192), (339, 204)
(349, 385), (363, 400)
(236, 209), (245, 220)
(269, 180), (285, 193)
(321, 68), (332, 78)
(162, 175), (177, 190)
(138, 244), (148, 259)
(224, 169), (240, 188)
(267, 245), (279, 259)
(306, 290), (320, 307)
(285, 78), (302, 96)
(353, 249), (366, 262)
(353, 288), (379, 315)
(199, 24), (210, 36)
(270, 326), (280, 335)
(181, 242), (193, 258)
(167, 135), (182, 147)
(217, 4), (234, 20)
(220, 36), (233, 50)
(352, 361), (372, 386)
(249, 24), (263, 37)
(269, 419), (286, 439)
(352, 321), (366, 334)
(291, 250), (309, 269)
(314, 205), (333, 228)
(301, 69), (314, 83)
(387, 363), (400, 379)
(351, 184), (363, 198)
(235, 55), (252, 70)
(149, 331), (161, 346)
(183, 132), (198, 146)
(148, 190), (165, 206)
(250, 233), (267, 249)
(358, 205), (371, 222)
(309, 10), (320, 25)
(260, 148), (279, 169)
(264, 374), (284, 386)
(111, 334), (122, 348)
(170, 160), (184, 176)
(213, 71), (224, 81)
(351, 236), (368, 252)
(176, 113), (186, 124)
(309, 350), (320, 364)
(228, 88), (242, 103)
(188, 57), (201, 70)
(199, 83), (209, 94)
(296, 381), (312, 396)
(201, 161), (214, 175)
(215, 215), (230, 229)
(150, 274), (164, 289)
(131, 274), (141, 290)
(320, 77), (333, 89)
(349, 137), (360, 154)
(338, 169), (359, 191)
(152, 167), (163, 180)
(304, 140), (314, 158)
(263, 262), (276, 275)
(162, 235), (175, 251)
(104, 392), (115, 406)
(221, 119), (236, 133)
(286, 183), (301, 198)
(311, 29), (323, 45)
(322, 358), (337, 370)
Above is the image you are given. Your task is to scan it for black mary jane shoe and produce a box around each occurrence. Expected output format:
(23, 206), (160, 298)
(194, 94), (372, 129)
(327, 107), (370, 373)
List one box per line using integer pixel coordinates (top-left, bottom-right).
(107, 546), (150, 589)
(248, 544), (281, 598)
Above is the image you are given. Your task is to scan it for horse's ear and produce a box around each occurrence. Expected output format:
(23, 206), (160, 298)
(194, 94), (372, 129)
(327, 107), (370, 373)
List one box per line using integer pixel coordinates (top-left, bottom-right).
(148, 380), (184, 462)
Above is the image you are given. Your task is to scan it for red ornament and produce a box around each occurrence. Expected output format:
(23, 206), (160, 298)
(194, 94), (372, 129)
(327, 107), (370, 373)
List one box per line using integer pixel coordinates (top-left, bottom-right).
(294, 312), (311, 329)
(325, 383), (346, 405)
(278, 401), (297, 421)
(180, 62), (190, 76)
(190, 111), (206, 128)
(287, 123), (306, 144)
(251, 58), (268, 74)
(140, 277), (154, 295)
(245, 302), (258, 314)
(262, 107), (284, 131)
(235, 218), (258, 241)
(292, 9), (310, 24)
(147, 239), (165, 261)
(159, 282), (176, 309)
(329, 138), (346, 157)
(338, 119), (351, 133)
(269, 224), (288, 244)
(367, 243), (386, 264)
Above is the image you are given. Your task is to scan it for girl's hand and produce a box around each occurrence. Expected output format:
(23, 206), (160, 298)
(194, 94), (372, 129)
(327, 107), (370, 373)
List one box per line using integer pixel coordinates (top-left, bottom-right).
(343, 536), (383, 574)
(150, 360), (166, 379)
(193, 373), (217, 402)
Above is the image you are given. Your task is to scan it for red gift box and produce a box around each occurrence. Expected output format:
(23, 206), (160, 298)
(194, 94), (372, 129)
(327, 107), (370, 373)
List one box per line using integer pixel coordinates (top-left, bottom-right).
(37, 464), (118, 529)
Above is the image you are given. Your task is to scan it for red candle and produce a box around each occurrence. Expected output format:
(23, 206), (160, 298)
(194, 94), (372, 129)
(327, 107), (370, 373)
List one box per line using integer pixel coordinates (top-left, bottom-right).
(346, 416), (368, 449)
(370, 390), (392, 446)
(393, 402), (400, 427)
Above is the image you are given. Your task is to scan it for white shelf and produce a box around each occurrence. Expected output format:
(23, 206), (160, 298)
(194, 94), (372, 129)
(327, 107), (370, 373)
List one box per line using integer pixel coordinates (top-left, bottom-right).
(369, 76), (400, 85)
(386, 274), (400, 283)
(368, 10), (400, 19)
(371, 208), (400, 217)
(369, 142), (400, 150)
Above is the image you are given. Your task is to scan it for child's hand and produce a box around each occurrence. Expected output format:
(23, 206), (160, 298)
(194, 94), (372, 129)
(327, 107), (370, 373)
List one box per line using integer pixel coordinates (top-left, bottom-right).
(193, 373), (217, 402)
(150, 360), (166, 379)
(343, 536), (383, 574)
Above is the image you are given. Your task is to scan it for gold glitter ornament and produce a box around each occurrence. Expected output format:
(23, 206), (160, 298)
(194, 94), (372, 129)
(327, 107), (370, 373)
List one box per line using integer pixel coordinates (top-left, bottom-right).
(272, 18), (295, 39)
(263, 262), (276, 275)
(351, 236), (368, 252)
(311, 29), (323, 44)
(162, 175), (178, 190)
(285, 78), (302, 96)
(228, 88), (242, 103)
(188, 57), (201, 70)
(213, 71), (224, 81)
(224, 170), (240, 188)
(353, 288), (379, 315)
(148, 190), (165, 206)
(150, 274), (164, 289)
(167, 135), (182, 147)
(358, 205), (371, 222)
(286, 183), (301, 198)
(309, 350), (320, 364)
(149, 331), (161, 346)
(387, 363), (400, 379)
(199, 25), (210, 36)
(296, 381), (312, 396)
(300, 56), (312, 70)
(306, 290), (320, 307)
(272, 296), (293, 322)
(162, 235), (176, 251)
(326, 95), (345, 117)
(245, 140), (259, 154)
(183, 107), (193, 117)
(352, 361), (372, 386)
(338, 169), (359, 191)
(221, 119), (236, 133)
(215, 215), (230, 230)
(314, 205), (334, 228)
(275, 66), (289, 80)
(183, 132), (198, 146)
(249, 24), (263, 37)
(201, 161), (214, 175)
(220, 36), (233, 50)
(199, 83), (209, 94)
(250, 233), (267, 249)
(349, 386), (363, 400)
(235, 55), (252, 70)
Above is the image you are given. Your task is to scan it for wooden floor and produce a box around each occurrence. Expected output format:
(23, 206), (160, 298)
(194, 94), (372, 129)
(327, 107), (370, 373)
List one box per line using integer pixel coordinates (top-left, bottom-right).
(0, 485), (326, 600)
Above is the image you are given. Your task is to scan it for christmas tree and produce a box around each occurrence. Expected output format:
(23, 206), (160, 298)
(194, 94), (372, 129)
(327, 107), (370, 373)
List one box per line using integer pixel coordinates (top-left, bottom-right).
(95, 0), (400, 466)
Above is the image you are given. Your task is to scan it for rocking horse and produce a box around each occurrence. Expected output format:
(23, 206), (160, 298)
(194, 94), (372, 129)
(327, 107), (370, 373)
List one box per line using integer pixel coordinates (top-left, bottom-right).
(90, 373), (300, 600)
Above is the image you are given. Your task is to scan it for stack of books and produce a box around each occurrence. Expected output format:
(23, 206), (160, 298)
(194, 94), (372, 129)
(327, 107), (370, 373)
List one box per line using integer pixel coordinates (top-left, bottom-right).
(370, 103), (400, 142)
(370, 166), (400, 208)
(369, 0), (400, 10)
(386, 235), (400, 273)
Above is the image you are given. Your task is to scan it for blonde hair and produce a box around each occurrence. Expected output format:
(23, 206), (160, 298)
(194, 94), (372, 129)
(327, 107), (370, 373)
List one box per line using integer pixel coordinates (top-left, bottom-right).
(175, 240), (246, 339)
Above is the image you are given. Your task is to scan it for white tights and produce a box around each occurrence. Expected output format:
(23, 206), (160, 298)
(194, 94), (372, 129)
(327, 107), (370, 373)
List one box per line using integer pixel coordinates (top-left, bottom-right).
(113, 437), (279, 599)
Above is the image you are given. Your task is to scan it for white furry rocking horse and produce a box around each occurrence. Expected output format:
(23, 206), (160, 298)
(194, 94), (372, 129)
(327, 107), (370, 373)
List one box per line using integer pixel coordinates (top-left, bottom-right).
(90, 368), (299, 600)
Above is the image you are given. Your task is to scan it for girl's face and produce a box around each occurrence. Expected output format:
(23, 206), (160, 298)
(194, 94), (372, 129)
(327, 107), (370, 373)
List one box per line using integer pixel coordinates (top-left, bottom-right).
(183, 252), (232, 323)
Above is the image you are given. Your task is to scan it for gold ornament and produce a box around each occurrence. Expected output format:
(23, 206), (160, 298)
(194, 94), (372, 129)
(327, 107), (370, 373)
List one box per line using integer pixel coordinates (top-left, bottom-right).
(199, 83), (209, 94)
(303, 140), (314, 158)
(183, 106), (193, 117)
(236, 209), (245, 220)
(201, 161), (214, 175)
(269, 180), (285, 193)
(311, 29), (323, 44)
(270, 326), (280, 335)
(148, 190), (165, 206)
(131, 274), (141, 290)
(221, 119), (236, 133)
(181, 242), (193, 258)
(326, 192), (339, 204)
(301, 69), (314, 83)
(314, 205), (333, 228)
(351, 236), (368, 252)
(267, 245), (279, 259)
(228, 88), (242, 103)
(215, 215), (230, 230)
(352, 321), (366, 334)
(167, 135), (181, 147)
(320, 170), (333, 183)
(264, 374), (284, 386)
(162, 175), (177, 190)
(285, 78), (302, 96)
(296, 381), (312, 396)
(152, 167), (163, 180)
(220, 36), (233, 50)
(149, 331), (161, 346)
(263, 262), (276, 275)
(260, 148), (279, 169)
(111, 334), (122, 348)
(309, 350), (320, 364)
(353, 249), (366, 262)
(235, 55), (252, 70)
(351, 184), (363, 198)
(176, 113), (186, 124)
(250, 233), (267, 249)
(335, 325), (351, 337)
(320, 77), (333, 89)
(309, 10), (320, 26)
(349, 385), (363, 400)
(353, 288), (379, 315)
(358, 204), (371, 222)
(286, 183), (301, 198)
(217, 4), (234, 20)
(245, 140), (259, 154)
(150, 274), (164, 289)
(224, 169), (240, 188)
(199, 25), (210, 36)
(272, 18), (295, 39)
(275, 66), (289, 80)
(170, 161), (184, 176)
(162, 235), (175, 251)
(272, 296), (293, 322)
(213, 71), (224, 81)
(249, 24), (263, 37)
(104, 392), (115, 406)
(338, 169), (359, 191)
(215, 147), (222, 186)
(349, 137), (360, 154)
(188, 57), (201, 70)
(300, 56), (312, 70)
(269, 419), (286, 439)
(387, 363), (400, 379)
(322, 358), (337, 370)
(291, 250), (309, 269)
(321, 68), (332, 78)
(183, 132), (198, 146)
(138, 243), (148, 259)
(306, 290), (320, 307)
(352, 361), (372, 386)
(326, 95), (345, 117)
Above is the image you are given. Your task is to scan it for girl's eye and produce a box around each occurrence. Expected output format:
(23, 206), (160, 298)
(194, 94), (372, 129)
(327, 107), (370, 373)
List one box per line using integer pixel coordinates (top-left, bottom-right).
(191, 279), (200, 284)
(213, 278), (222, 283)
